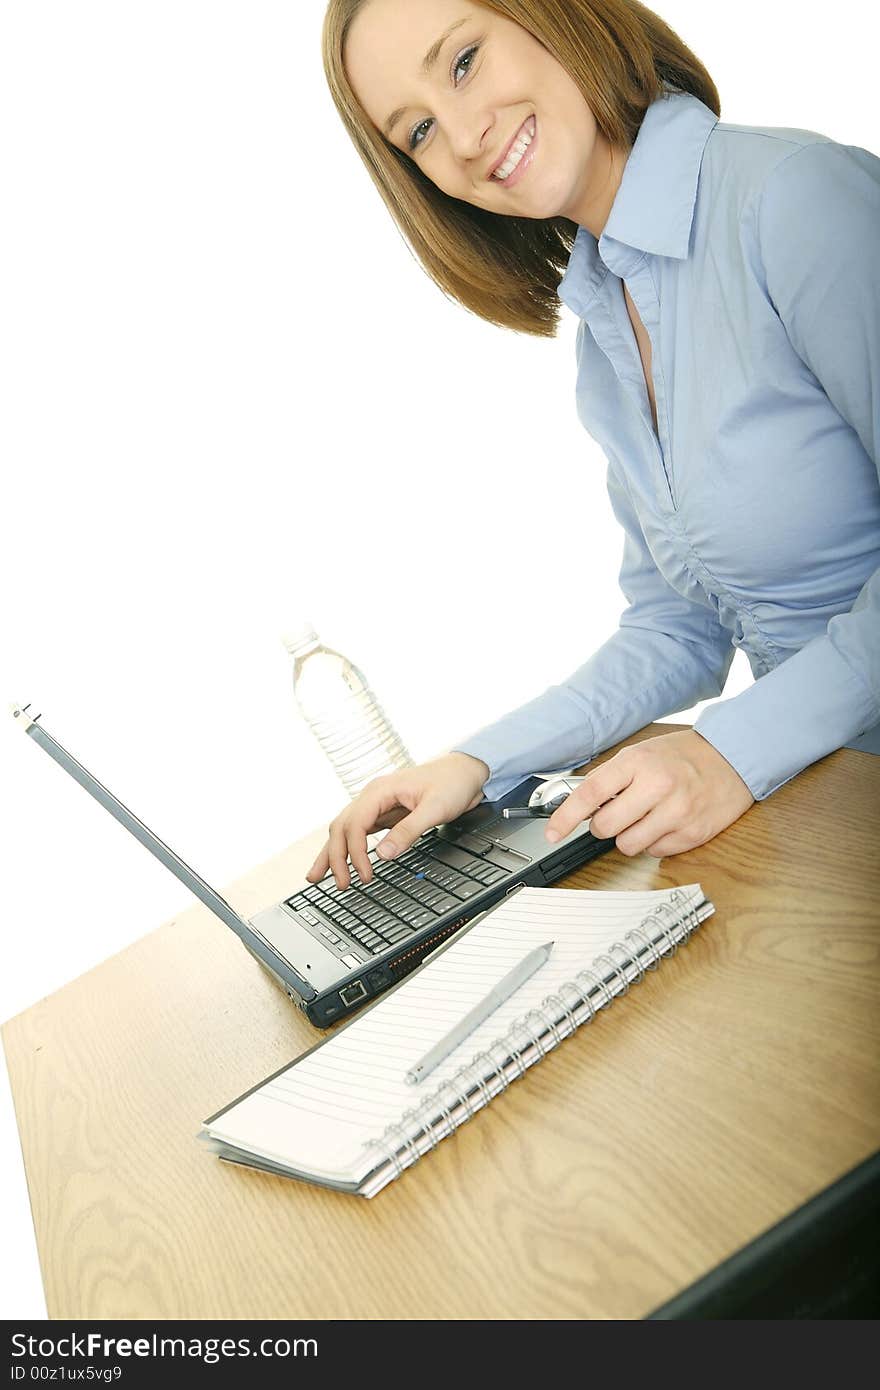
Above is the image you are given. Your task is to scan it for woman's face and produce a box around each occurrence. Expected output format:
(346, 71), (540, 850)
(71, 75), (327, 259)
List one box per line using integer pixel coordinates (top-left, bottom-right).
(345, 0), (616, 225)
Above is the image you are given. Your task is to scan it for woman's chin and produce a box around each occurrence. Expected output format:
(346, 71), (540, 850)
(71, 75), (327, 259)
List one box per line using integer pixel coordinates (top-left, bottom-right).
(519, 173), (578, 222)
(489, 184), (570, 221)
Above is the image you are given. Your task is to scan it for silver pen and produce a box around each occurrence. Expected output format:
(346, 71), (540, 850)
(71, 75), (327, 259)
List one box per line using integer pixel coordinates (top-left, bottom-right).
(404, 940), (554, 1085)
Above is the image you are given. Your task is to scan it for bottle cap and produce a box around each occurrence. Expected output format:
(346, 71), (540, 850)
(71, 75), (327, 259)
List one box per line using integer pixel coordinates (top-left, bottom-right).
(281, 621), (320, 655)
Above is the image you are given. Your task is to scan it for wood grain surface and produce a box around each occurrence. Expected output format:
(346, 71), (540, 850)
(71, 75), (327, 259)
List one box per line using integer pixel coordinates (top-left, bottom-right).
(4, 725), (879, 1320)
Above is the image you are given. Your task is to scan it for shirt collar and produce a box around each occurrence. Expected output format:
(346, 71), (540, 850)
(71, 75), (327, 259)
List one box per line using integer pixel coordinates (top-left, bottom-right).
(558, 89), (719, 315)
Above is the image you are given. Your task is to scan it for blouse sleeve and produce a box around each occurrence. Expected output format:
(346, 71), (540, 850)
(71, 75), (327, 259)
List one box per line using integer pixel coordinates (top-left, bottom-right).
(453, 459), (734, 800)
(695, 139), (880, 797)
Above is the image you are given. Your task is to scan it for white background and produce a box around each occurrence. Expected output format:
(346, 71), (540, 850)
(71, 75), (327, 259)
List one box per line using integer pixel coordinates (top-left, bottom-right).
(1, 1), (876, 1319)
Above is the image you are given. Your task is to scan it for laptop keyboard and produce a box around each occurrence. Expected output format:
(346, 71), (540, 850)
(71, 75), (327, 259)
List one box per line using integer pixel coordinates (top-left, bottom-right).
(285, 835), (527, 957)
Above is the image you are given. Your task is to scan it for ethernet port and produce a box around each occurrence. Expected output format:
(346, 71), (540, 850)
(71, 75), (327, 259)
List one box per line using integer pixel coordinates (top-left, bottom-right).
(340, 980), (367, 1008)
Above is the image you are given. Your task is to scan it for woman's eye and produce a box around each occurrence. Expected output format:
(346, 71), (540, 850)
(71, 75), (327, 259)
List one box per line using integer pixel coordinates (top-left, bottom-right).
(406, 44), (479, 153)
(453, 44), (479, 84)
(408, 118), (433, 153)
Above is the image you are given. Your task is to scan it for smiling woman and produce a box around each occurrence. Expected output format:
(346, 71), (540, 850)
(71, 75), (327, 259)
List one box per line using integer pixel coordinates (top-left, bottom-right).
(323, 0), (718, 334)
(308, 0), (880, 893)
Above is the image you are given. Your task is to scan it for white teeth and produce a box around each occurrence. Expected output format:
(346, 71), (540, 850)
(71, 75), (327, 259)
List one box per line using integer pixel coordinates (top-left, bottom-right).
(497, 147), (523, 177)
(493, 121), (534, 180)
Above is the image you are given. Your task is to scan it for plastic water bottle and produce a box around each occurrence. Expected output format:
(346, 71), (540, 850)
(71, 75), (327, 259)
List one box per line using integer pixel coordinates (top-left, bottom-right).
(282, 622), (413, 799)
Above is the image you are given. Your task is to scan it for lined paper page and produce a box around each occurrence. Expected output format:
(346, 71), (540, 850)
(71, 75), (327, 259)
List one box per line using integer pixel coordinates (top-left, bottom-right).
(206, 885), (705, 1183)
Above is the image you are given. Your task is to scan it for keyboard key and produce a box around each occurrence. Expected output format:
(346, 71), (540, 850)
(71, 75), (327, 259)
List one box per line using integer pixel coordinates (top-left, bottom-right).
(382, 866), (427, 893)
(369, 883), (397, 905)
(395, 871), (423, 889)
(407, 909), (436, 928)
(314, 891), (345, 914)
(379, 893), (416, 917)
(384, 925), (412, 944)
(398, 849), (433, 870)
(381, 888), (414, 912)
(421, 865), (459, 888)
(384, 858), (420, 876)
(338, 896), (379, 923)
(363, 901), (394, 922)
(315, 895), (371, 933)
(354, 914), (381, 933)
(448, 879), (483, 900)
(376, 921), (408, 942)
(407, 888), (439, 909)
(425, 890), (460, 912)
(461, 861), (497, 884)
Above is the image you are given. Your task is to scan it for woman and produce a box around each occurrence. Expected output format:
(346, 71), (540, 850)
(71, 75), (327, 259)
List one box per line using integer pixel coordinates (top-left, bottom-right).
(309, 0), (879, 891)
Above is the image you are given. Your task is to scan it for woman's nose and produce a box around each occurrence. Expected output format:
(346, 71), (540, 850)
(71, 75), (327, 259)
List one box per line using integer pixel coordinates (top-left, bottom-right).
(445, 105), (494, 164)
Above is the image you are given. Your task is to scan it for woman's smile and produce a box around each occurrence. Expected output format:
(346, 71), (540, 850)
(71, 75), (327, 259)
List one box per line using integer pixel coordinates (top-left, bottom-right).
(490, 114), (537, 184)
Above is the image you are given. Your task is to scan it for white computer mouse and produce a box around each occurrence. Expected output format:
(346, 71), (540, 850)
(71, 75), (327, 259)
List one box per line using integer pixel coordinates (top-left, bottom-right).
(527, 775), (587, 810)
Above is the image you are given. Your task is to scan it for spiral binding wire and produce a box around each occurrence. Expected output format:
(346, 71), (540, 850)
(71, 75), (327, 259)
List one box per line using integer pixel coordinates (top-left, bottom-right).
(363, 888), (707, 1189)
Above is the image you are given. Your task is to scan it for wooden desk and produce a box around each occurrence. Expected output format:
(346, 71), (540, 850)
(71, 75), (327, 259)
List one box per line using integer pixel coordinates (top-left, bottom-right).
(4, 725), (879, 1320)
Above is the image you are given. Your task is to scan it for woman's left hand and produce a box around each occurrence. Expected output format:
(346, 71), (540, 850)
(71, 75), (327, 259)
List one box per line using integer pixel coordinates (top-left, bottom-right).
(544, 729), (755, 858)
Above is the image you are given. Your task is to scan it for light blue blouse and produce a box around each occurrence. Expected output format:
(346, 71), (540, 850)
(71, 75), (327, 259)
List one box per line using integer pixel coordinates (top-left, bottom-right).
(455, 89), (880, 802)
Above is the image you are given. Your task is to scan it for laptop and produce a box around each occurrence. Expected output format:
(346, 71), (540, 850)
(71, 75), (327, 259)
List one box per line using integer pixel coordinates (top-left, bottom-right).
(12, 702), (615, 1027)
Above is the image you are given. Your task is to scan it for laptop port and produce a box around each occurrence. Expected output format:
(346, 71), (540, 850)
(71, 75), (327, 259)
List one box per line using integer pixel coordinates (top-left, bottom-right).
(340, 980), (367, 1008)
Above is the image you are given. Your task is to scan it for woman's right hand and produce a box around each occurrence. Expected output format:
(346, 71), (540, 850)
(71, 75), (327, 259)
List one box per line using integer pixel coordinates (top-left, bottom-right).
(306, 752), (490, 890)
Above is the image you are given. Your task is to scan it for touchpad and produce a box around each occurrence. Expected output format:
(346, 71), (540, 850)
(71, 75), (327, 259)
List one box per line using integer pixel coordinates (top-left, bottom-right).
(440, 813), (532, 846)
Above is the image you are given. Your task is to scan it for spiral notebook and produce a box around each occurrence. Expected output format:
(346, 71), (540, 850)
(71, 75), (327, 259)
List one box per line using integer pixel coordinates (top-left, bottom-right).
(201, 884), (713, 1197)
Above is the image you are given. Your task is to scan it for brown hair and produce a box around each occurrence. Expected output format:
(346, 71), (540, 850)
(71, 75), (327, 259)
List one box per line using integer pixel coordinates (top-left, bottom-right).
(322, 1), (719, 336)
